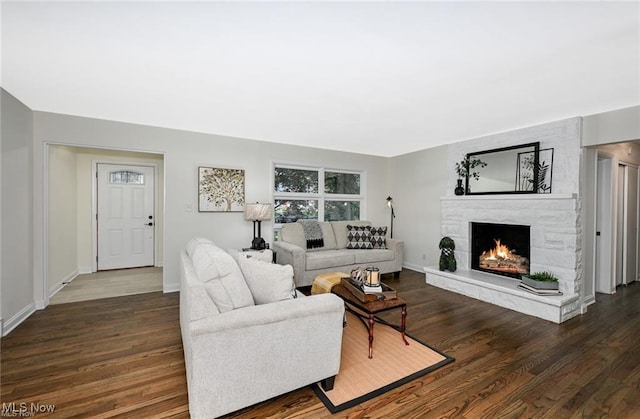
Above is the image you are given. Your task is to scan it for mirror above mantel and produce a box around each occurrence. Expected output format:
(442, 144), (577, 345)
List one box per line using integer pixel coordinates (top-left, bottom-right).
(463, 142), (546, 195)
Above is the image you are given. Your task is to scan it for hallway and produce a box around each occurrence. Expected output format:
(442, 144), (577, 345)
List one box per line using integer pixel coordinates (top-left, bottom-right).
(49, 267), (163, 305)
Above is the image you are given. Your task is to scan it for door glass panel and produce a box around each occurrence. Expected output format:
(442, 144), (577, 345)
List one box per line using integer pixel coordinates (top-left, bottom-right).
(109, 170), (144, 184)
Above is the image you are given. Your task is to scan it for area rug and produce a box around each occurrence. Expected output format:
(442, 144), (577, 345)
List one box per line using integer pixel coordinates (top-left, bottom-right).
(313, 312), (454, 413)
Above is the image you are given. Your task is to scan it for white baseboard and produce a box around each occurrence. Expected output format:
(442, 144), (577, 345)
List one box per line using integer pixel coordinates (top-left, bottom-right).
(78, 266), (93, 274)
(163, 282), (180, 293)
(3, 303), (36, 337)
(49, 269), (80, 298)
(401, 263), (424, 273)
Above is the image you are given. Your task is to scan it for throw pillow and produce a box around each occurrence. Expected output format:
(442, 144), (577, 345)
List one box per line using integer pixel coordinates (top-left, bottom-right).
(346, 225), (373, 249)
(369, 226), (388, 249)
(237, 255), (296, 305)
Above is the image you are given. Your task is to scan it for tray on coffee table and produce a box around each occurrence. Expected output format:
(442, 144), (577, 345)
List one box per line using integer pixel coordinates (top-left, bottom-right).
(340, 277), (397, 303)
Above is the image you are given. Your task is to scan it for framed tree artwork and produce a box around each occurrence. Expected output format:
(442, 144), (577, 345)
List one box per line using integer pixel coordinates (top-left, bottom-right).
(198, 167), (245, 212)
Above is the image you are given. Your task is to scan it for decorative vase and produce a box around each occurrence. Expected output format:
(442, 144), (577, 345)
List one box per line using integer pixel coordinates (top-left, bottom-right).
(522, 276), (559, 290)
(454, 179), (465, 196)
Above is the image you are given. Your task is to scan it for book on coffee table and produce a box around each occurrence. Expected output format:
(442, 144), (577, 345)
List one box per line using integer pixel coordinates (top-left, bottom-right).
(362, 284), (383, 294)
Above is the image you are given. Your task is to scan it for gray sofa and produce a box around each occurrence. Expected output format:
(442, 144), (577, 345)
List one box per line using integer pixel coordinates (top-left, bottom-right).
(180, 238), (344, 418)
(273, 220), (404, 287)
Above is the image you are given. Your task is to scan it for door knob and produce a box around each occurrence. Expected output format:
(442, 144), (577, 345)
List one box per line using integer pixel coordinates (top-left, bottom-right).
(147, 222), (154, 226)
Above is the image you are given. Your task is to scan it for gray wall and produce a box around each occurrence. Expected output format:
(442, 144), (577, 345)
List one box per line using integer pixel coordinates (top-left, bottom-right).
(48, 145), (78, 294)
(389, 145), (448, 270)
(581, 108), (640, 304)
(31, 111), (391, 304)
(1, 89), (34, 335)
(583, 106), (640, 146)
(4, 85), (637, 335)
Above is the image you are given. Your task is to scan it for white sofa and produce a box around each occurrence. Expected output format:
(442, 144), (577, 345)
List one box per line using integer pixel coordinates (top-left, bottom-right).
(273, 220), (404, 287)
(180, 238), (344, 418)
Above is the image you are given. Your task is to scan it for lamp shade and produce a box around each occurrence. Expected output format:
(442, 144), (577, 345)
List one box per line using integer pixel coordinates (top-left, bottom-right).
(244, 203), (272, 221)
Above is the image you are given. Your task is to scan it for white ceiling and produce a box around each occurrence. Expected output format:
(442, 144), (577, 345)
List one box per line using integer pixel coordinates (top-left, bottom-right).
(2, 1), (639, 157)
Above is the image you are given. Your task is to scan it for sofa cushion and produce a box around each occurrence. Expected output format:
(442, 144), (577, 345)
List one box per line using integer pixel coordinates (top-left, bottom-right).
(186, 237), (215, 258)
(353, 249), (395, 264)
(190, 242), (255, 312)
(346, 225), (373, 249)
(331, 220), (372, 249)
(189, 285), (222, 321)
(237, 255), (296, 304)
(369, 226), (388, 249)
(306, 250), (356, 270)
(280, 221), (337, 251)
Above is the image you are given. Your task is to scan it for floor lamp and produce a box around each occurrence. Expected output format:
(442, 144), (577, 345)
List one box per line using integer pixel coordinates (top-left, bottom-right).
(386, 196), (395, 239)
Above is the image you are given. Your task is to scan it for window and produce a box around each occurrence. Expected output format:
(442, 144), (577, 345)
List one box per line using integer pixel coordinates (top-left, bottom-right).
(109, 170), (144, 184)
(273, 165), (364, 232)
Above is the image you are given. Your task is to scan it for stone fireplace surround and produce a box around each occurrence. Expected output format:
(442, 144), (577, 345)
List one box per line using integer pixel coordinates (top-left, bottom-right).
(424, 117), (584, 323)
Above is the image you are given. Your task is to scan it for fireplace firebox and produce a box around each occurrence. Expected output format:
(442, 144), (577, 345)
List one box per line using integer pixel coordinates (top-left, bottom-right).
(471, 222), (530, 279)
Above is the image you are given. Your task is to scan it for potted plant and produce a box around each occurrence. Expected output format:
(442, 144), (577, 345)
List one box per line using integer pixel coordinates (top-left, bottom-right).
(454, 156), (487, 195)
(521, 271), (559, 290)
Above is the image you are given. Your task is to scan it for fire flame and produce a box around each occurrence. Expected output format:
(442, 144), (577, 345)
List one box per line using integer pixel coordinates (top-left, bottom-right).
(482, 239), (517, 260)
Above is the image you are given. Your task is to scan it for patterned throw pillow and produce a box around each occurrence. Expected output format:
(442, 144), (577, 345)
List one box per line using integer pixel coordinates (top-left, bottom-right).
(369, 226), (388, 249)
(346, 225), (373, 249)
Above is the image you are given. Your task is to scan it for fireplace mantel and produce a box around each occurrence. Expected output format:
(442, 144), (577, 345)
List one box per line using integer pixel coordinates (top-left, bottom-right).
(441, 193), (576, 201)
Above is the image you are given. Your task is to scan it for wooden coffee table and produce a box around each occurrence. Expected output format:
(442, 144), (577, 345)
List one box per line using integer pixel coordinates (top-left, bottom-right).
(331, 283), (409, 359)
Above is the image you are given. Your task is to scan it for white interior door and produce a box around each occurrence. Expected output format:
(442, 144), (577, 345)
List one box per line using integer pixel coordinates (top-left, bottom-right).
(596, 156), (615, 294)
(616, 164), (625, 286)
(97, 164), (155, 270)
(624, 165), (638, 285)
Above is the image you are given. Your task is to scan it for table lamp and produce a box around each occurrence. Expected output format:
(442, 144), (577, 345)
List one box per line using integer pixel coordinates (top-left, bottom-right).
(244, 203), (272, 250)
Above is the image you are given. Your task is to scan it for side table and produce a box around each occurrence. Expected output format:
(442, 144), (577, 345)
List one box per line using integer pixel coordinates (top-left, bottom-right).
(240, 248), (276, 263)
(331, 283), (409, 359)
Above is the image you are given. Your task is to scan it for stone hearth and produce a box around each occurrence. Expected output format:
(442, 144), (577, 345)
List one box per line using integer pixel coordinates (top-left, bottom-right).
(425, 194), (582, 323)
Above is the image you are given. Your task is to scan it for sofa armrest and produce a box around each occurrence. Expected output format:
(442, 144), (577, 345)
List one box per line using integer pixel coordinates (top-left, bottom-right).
(184, 294), (345, 417)
(272, 240), (306, 286)
(189, 293), (343, 336)
(386, 238), (404, 270)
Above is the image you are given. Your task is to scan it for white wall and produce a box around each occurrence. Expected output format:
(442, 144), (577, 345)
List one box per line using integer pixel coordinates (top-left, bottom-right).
(583, 106), (640, 146)
(48, 145), (78, 293)
(389, 145), (448, 270)
(32, 112), (390, 298)
(1, 89), (34, 335)
(581, 111), (640, 303)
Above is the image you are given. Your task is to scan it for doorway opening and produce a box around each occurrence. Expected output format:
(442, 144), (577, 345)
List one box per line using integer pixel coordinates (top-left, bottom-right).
(46, 144), (165, 305)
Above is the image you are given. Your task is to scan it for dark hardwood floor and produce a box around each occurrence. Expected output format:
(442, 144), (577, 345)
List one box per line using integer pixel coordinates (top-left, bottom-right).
(2, 269), (639, 418)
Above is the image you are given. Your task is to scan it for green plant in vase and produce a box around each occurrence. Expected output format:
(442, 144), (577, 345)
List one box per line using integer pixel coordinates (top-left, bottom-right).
(522, 271), (559, 290)
(454, 156), (487, 194)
